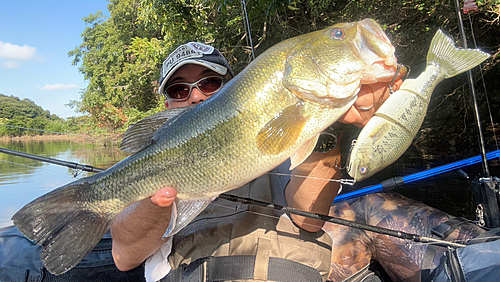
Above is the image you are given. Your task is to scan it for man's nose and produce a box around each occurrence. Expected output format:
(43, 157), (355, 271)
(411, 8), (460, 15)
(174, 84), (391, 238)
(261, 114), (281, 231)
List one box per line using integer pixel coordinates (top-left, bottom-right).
(189, 88), (206, 104)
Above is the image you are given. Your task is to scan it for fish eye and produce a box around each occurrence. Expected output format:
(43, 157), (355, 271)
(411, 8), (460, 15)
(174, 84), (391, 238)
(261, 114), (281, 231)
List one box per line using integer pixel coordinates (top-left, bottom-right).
(331, 28), (345, 40)
(360, 166), (368, 175)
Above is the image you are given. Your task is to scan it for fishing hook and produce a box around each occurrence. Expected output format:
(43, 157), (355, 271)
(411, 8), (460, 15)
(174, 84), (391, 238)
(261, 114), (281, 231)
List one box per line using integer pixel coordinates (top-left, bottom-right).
(334, 158), (346, 170)
(73, 169), (83, 178)
(340, 139), (357, 173)
(389, 63), (410, 95)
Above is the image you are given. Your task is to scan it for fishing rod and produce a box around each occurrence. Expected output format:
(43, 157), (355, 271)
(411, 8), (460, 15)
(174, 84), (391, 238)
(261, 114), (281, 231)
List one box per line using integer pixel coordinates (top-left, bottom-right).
(218, 193), (465, 248)
(0, 147), (469, 248)
(454, 0), (490, 178)
(2, 145), (497, 200)
(241, 0), (255, 60)
(0, 147), (105, 173)
(453, 0), (500, 228)
(335, 149), (500, 203)
(2, 146), (495, 246)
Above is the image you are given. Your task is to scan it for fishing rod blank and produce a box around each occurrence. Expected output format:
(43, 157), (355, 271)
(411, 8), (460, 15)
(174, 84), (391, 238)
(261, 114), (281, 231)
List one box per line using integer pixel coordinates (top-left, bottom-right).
(0, 146), (482, 246)
(218, 193), (466, 249)
(454, 0), (490, 178)
(0, 147), (105, 173)
(335, 149), (500, 203)
(4, 146), (498, 202)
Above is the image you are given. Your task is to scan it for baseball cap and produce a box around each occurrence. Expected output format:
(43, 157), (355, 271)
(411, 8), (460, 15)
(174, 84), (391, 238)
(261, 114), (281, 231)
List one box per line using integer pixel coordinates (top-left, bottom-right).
(158, 42), (234, 95)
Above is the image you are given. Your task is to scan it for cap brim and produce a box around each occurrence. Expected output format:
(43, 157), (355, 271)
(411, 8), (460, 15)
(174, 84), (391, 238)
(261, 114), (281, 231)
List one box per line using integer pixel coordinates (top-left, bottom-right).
(158, 60), (228, 95)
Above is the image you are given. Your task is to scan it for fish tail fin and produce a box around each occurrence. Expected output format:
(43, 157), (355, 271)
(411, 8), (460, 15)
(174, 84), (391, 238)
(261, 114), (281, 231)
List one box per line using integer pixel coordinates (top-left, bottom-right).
(427, 29), (490, 78)
(12, 182), (112, 275)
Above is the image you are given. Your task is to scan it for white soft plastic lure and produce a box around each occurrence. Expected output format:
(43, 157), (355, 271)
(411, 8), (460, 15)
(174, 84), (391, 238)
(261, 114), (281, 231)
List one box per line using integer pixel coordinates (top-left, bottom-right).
(348, 29), (490, 181)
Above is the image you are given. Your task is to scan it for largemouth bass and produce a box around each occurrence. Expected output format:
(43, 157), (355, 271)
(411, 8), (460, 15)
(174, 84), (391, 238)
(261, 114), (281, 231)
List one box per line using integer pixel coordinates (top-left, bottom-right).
(348, 30), (490, 181)
(12, 19), (399, 275)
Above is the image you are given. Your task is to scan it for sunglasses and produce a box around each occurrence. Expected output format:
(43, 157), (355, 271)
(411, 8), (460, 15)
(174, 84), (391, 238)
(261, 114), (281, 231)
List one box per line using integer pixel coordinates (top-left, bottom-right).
(164, 76), (225, 101)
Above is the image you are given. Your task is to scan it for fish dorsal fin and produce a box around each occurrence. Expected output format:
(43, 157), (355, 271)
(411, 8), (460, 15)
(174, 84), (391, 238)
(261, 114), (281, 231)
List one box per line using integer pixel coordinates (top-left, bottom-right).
(257, 103), (308, 155)
(120, 106), (194, 154)
(289, 135), (319, 170)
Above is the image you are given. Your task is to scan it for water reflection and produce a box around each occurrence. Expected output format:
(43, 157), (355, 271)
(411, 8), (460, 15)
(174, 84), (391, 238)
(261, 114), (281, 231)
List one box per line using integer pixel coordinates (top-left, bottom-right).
(0, 138), (128, 228)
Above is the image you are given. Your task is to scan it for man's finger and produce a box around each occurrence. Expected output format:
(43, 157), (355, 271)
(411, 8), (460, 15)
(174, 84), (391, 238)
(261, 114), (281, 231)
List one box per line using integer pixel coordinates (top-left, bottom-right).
(150, 187), (177, 207)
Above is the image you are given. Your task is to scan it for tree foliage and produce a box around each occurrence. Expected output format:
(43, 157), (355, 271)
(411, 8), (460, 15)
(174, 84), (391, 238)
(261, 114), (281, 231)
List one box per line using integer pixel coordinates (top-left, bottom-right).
(0, 94), (69, 136)
(70, 0), (500, 157)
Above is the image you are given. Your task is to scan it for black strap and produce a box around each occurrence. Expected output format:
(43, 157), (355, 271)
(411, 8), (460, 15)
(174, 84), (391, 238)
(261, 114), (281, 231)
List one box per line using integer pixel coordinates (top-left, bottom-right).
(431, 217), (470, 239)
(266, 257), (322, 282)
(445, 249), (466, 282)
(162, 255), (322, 282)
(206, 256), (255, 281)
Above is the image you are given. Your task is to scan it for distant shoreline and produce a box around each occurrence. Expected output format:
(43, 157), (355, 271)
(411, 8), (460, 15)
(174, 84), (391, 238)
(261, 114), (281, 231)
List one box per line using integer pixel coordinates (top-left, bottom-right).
(0, 134), (76, 141)
(0, 134), (123, 143)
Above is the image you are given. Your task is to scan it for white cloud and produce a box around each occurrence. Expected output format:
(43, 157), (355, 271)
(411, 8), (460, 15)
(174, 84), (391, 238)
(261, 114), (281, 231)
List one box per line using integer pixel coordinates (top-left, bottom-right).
(1, 61), (19, 69)
(0, 41), (37, 60)
(41, 84), (80, 91)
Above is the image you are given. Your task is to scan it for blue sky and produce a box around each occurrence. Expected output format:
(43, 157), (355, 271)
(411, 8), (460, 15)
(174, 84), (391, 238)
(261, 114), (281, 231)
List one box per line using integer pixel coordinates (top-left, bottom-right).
(0, 0), (110, 119)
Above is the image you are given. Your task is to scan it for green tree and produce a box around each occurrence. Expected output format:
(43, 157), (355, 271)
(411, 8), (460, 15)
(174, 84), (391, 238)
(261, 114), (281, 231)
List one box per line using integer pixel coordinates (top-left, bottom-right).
(0, 94), (65, 136)
(69, 0), (171, 130)
(70, 0), (500, 158)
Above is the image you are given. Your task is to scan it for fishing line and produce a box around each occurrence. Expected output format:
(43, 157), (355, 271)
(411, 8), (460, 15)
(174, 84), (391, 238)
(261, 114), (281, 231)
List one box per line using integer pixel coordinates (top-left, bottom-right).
(0, 124), (72, 136)
(466, 14), (500, 155)
(267, 171), (355, 185)
(0, 158), (42, 170)
(241, 0), (255, 60)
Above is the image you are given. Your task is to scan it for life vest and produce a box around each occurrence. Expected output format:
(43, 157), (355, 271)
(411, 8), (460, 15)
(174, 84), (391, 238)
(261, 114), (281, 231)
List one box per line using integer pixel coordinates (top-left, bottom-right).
(160, 171), (333, 282)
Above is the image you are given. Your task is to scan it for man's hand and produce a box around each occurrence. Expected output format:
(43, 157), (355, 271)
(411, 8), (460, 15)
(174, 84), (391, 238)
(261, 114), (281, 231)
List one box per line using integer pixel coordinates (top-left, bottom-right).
(339, 78), (403, 127)
(111, 187), (177, 271)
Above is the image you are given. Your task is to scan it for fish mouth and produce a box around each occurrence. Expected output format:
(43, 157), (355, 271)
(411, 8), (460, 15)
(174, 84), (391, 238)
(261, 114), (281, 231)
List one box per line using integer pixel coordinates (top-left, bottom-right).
(354, 19), (400, 84)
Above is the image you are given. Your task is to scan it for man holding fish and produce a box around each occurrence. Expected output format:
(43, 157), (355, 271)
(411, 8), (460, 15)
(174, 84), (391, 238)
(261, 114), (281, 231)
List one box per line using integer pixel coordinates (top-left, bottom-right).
(110, 37), (404, 281)
(8, 18), (492, 282)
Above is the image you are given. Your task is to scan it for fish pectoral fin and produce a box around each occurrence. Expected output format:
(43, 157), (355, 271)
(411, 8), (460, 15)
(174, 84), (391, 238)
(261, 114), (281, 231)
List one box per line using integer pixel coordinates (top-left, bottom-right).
(120, 106), (195, 154)
(165, 197), (215, 237)
(289, 135), (319, 170)
(257, 104), (308, 155)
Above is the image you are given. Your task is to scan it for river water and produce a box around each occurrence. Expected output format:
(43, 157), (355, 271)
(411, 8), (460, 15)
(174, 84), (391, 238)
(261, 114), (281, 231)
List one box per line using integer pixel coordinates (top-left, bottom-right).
(0, 138), (129, 228)
(1, 137), (498, 228)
